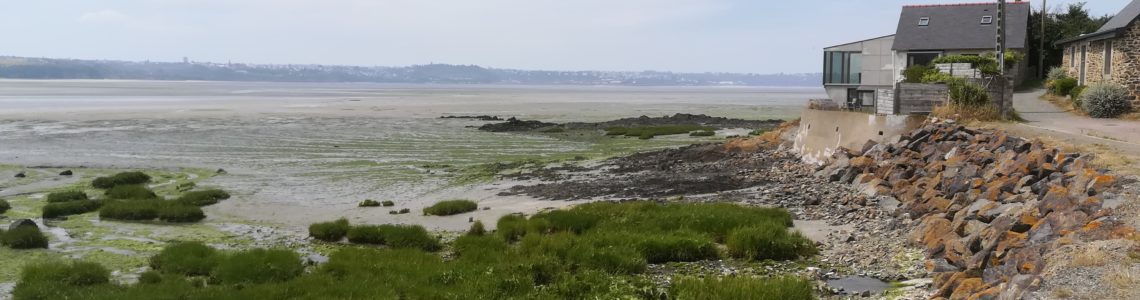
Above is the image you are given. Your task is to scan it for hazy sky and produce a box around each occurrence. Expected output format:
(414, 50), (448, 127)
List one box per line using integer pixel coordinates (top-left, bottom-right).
(0, 0), (1129, 73)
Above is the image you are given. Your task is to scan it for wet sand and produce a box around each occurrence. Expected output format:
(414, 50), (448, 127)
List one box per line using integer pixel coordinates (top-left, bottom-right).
(0, 80), (823, 230)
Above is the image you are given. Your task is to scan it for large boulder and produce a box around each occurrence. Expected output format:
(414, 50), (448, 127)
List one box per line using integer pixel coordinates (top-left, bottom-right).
(8, 219), (38, 231)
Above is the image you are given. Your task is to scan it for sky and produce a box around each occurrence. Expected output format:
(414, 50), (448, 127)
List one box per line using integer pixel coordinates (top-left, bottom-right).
(0, 0), (1130, 74)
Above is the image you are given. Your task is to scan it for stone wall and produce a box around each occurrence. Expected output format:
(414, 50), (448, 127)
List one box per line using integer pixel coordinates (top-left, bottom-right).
(815, 122), (1130, 299)
(1061, 21), (1140, 107)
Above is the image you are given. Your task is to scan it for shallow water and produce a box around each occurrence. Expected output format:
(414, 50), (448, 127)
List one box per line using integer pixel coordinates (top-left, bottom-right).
(826, 276), (893, 295)
(0, 80), (825, 228)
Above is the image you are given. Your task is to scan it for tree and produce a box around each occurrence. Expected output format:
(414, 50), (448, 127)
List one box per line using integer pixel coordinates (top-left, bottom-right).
(1027, 2), (1112, 79)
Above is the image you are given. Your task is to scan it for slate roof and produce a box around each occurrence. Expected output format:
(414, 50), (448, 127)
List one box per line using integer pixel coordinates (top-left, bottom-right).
(893, 2), (1031, 51)
(1058, 0), (1140, 45)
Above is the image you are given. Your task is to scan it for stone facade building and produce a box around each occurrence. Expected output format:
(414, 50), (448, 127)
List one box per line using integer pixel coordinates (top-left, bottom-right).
(1059, 0), (1140, 106)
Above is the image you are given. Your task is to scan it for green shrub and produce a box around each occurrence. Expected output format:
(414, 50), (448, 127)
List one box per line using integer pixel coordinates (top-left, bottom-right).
(381, 200), (395, 207)
(42, 200), (102, 219)
(1052, 78), (1079, 96)
(105, 185), (157, 200)
(748, 129), (770, 136)
(948, 81), (990, 106)
(137, 270), (163, 284)
(346, 225), (385, 244)
(689, 130), (715, 137)
(157, 204), (206, 223)
(1081, 83), (1134, 118)
(726, 225), (816, 261)
(46, 191), (88, 203)
(1047, 67), (1070, 82)
(0, 199), (11, 214)
(99, 200), (159, 221)
(671, 276), (813, 300)
(1071, 85), (1088, 106)
(467, 220), (487, 236)
(497, 214), (529, 242)
(379, 225), (442, 251)
(423, 199), (478, 216)
(91, 171), (151, 189)
(1, 225), (49, 249)
(213, 249), (303, 285)
(932, 55), (996, 66)
(176, 189), (230, 206)
(904, 65), (936, 83)
(309, 219), (351, 242)
(149, 242), (218, 276)
(358, 199), (381, 207)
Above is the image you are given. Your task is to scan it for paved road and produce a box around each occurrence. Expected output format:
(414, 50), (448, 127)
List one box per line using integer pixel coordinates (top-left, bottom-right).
(1012, 88), (1140, 144)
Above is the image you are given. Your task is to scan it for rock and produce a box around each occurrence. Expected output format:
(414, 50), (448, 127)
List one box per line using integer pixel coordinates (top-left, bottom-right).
(8, 219), (38, 231)
(14, 172), (26, 178)
(59, 170), (73, 176)
(216, 168), (227, 174)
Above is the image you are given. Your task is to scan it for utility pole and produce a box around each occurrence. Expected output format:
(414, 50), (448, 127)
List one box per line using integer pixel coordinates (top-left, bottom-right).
(997, 0), (1009, 118)
(1039, 0), (1047, 79)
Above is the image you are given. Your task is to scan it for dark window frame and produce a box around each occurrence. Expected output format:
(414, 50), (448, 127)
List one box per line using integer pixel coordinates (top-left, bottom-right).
(822, 51), (862, 85)
(1105, 41), (1114, 75)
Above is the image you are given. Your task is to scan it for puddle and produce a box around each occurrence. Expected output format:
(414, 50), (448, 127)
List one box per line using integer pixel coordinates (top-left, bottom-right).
(825, 276), (892, 296)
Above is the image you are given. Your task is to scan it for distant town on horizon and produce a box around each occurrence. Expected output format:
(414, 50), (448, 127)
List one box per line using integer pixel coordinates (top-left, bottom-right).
(0, 56), (822, 87)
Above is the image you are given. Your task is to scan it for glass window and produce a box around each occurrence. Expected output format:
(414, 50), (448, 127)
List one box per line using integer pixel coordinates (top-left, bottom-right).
(848, 54), (862, 84)
(830, 52), (845, 83)
(981, 16), (993, 24)
(1105, 41), (1113, 75)
(919, 17), (930, 26)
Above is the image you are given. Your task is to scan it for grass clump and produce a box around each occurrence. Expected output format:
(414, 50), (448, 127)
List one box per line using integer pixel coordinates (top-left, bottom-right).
(358, 199), (381, 207)
(671, 276), (813, 300)
(467, 221), (487, 236)
(213, 249), (304, 285)
(689, 130), (715, 137)
(99, 200), (160, 221)
(7, 202), (816, 299)
(381, 200), (395, 207)
(149, 242), (218, 276)
(346, 224), (442, 251)
(104, 185), (158, 200)
(157, 204), (206, 223)
(726, 225), (816, 261)
(176, 189), (230, 206)
(91, 171), (151, 189)
(0, 198), (11, 214)
(42, 200), (102, 219)
(1, 225), (49, 249)
(346, 225), (386, 244)
(605, 125), (716, 140)
(423, 199), (478, 216)
(309, 218), (351, 242)
(496, 214), (529, 242)
(45, 191), (88, 203)
(378, 225), (442, 251)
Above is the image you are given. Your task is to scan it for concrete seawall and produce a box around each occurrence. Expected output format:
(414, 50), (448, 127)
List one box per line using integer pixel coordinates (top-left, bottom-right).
(793, 109), (924, 165)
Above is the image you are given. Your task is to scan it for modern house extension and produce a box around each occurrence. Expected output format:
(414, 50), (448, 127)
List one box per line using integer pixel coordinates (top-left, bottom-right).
(822, 35), (898, 114)
(821, 1), (1031, 115)
(1058, 0), (1140, 106)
